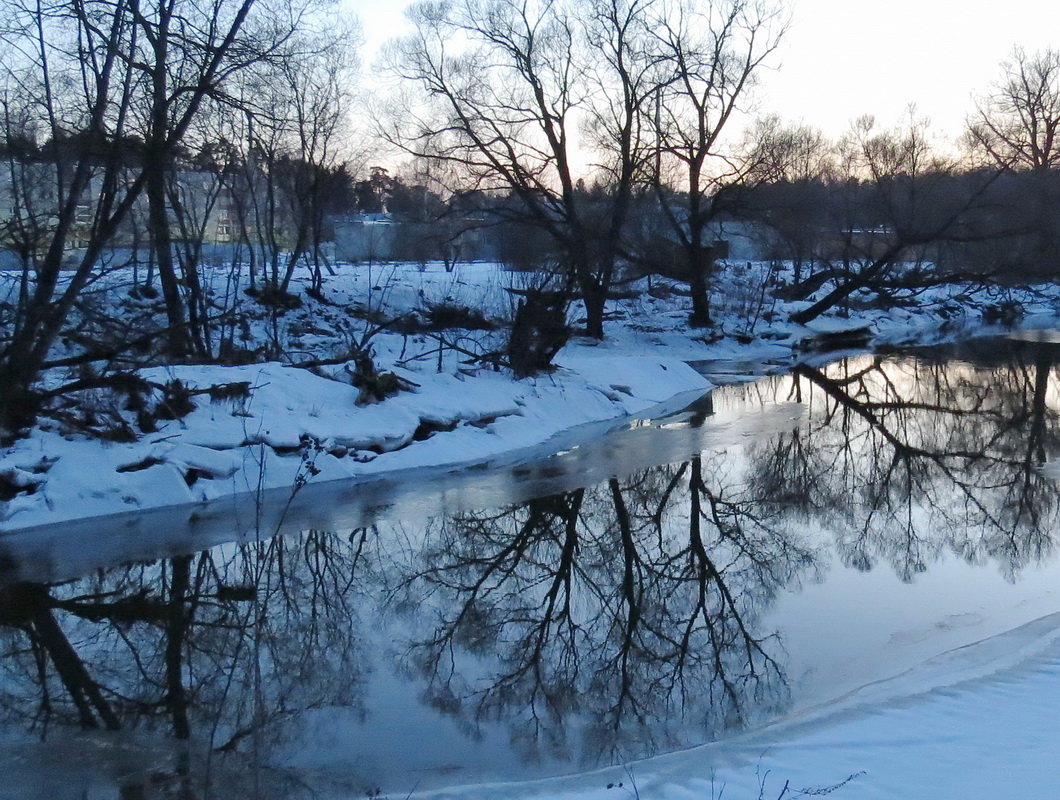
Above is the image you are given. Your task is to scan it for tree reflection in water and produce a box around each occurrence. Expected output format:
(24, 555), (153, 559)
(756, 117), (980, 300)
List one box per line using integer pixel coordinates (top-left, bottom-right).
(396, 458), (818, 767)
(0, 529), (376, 798)
(1, 337), (1059, 795)
(743, 340), (1060, 581)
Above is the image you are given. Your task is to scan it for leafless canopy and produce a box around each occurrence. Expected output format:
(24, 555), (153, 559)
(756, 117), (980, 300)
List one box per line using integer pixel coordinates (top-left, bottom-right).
(968, 47), (1060, 171)
(387, 0), (786, 336)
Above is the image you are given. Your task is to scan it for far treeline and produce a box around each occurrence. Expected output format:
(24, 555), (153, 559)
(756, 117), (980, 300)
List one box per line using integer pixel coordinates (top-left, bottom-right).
(1, 0), (1060, 434)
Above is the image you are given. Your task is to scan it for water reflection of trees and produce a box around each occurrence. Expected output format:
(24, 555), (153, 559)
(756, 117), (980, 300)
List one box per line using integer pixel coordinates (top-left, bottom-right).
(397, 457), (819, 766)
(0, 529), (375, 797)
(745, 342), (1060, 580)
(0, 464), (821, 789)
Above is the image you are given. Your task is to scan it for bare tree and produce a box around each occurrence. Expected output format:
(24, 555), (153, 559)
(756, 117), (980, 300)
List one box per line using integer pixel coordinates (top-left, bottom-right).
(282, 36), (356, 298)
(788, 113), (998, 325)
(649, 0), (785, 327)
(0, 0), (150, 432)
(0, 0), (322, 435)
(389, 0), (668, 340)
(258, 26), (356, 299)
(743, 115), (832, 185)
(578, 0), (663, 325)
(967, 47), (1060, 172)
(737, 117), (834, 285)
(965, 48), (1060, 280)
(217, 24), (355, 306)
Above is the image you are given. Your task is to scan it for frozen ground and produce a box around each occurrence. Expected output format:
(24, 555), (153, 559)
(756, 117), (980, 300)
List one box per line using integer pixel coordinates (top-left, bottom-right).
(4, 260), (1060, 530)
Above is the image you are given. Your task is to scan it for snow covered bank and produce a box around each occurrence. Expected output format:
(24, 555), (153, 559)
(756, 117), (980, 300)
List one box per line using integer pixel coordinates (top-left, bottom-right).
(0, 354), (710, 529)
(5, 259), (1060, 531)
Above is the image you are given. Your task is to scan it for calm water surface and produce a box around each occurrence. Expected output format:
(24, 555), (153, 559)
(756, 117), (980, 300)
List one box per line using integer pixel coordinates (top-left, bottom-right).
(4, 335), (1060, 799)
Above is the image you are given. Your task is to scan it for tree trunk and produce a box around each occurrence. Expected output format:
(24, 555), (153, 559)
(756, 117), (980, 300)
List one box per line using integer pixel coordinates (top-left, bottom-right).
(688, 246), (713, 328)
(147, 165), (190, 356)
(581, 282), (607, 339)
(165, 554), (193, 740)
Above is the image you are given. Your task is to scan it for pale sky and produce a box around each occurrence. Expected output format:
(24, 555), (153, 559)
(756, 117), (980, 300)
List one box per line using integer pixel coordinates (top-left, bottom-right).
(763, 0), (1060, 142)
(343, 0), (1060, 145)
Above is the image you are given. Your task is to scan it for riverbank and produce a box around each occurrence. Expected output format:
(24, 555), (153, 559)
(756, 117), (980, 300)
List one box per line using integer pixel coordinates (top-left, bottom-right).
(0, 354), (710, 529)
(3, 260), (1060, 530)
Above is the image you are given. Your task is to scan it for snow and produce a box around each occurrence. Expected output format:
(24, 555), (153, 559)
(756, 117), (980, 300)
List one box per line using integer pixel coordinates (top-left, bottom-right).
(0, 355), (711, 528)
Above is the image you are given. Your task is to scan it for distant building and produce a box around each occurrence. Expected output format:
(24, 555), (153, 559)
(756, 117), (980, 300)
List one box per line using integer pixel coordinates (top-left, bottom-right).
(333, 213), (498, 264)
(707, 219), (770, 262)
(333, 213), (399, 261)
(0, 164), (246, 267)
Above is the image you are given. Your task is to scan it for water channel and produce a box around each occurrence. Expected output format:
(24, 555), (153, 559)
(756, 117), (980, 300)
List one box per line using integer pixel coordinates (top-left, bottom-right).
(3, 333), (1060, 799)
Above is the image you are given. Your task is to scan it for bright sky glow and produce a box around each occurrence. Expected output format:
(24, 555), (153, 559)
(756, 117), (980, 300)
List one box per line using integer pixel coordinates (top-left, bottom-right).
(762, 0), (1060, 142)
(342, 0), (1060, 145)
